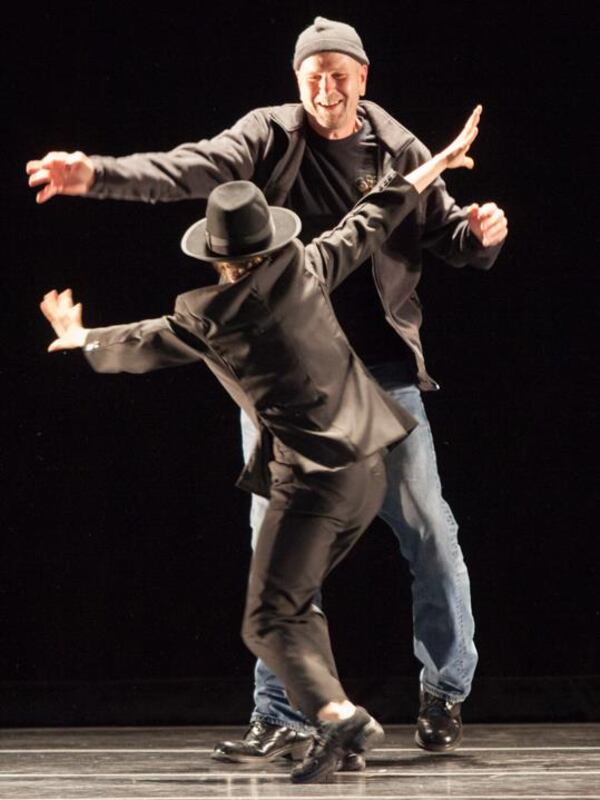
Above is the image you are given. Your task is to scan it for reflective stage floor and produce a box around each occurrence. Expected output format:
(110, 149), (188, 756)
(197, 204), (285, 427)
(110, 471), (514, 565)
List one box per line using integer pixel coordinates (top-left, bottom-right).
(0, 723), (598, 798)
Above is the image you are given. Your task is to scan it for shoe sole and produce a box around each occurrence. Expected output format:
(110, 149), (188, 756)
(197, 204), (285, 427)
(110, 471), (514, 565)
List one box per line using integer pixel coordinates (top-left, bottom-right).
(336, 754), (366, 772)
(291, 757), (338, 784)
(414, 728), (464, 753)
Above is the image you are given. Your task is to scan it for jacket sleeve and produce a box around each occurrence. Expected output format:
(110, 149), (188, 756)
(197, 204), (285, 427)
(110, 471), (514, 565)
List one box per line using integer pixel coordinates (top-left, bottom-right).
(403, 138), (503, 271)
(304, 172), (420, 292)
(86, 109), (272, 203)
(83, 314), (207, 374)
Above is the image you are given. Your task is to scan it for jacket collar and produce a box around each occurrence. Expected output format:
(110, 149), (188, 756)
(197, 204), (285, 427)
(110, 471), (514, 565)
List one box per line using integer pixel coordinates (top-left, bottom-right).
(270, 100), (415, 156)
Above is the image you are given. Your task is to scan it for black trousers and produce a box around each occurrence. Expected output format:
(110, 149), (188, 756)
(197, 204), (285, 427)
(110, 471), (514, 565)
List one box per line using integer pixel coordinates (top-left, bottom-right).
(241, 442), (387, 722)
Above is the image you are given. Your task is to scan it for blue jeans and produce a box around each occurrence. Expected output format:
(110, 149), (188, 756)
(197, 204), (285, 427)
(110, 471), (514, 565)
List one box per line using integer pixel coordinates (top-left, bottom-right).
(241, 374), (477, 730)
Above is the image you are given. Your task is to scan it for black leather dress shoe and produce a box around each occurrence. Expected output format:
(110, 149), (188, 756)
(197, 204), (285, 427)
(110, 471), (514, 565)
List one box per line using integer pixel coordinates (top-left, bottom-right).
(415, 689), (463, 752)
(212, 720), (312, 763)
(291, 707), (383, 784)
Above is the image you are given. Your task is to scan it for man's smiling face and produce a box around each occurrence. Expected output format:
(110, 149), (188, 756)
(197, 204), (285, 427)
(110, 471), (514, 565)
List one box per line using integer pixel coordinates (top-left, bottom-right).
(296, 52), (368, 140)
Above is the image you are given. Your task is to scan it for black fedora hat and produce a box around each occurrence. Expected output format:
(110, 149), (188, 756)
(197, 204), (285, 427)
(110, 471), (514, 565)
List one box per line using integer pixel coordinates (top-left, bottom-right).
(181, 181), (301, 262)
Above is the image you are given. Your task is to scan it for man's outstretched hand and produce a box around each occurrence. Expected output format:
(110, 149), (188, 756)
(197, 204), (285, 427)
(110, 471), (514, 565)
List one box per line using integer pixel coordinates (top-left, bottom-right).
(26, 151), (95, 204)
(467, 202), (508, 247)
(40, 289), (87, 351)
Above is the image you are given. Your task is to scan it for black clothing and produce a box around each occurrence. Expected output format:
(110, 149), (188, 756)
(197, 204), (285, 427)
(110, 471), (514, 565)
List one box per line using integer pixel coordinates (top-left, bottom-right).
(242, 448), (387, 717)
(88, 101), (503, 390)
(82, 172), (419, 716)
(289, 119), (412, 366)
(84, 173), (420, 497)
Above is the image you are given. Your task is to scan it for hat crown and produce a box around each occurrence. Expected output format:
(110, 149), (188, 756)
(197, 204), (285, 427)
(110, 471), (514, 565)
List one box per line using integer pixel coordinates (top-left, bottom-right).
(293, 16), (369, 70)
(205, 181), (274, 258)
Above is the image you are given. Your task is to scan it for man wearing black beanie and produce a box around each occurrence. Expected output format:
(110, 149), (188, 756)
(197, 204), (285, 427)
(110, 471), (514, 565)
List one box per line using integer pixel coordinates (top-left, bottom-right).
(27, 16), (507, 767)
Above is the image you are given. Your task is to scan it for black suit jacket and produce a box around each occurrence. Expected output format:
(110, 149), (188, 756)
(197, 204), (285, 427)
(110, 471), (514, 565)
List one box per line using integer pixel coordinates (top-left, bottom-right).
(84, 172), (420, 496)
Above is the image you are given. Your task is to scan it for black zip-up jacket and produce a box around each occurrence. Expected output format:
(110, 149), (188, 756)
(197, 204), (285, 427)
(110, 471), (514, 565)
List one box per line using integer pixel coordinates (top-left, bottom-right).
(89, 101), (503, 390)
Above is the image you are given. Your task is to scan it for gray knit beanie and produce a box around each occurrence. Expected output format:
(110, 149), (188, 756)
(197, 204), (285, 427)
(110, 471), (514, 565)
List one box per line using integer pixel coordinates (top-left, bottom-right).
(293, 16), (369, 71)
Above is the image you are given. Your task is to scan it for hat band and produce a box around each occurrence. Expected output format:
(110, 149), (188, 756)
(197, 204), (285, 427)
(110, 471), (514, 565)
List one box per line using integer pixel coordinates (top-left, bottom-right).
(205, 219), (275, 257)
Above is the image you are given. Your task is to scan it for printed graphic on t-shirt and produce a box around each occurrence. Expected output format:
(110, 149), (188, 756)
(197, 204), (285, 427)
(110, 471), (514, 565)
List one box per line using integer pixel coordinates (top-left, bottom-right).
(354, 174), (378, 194)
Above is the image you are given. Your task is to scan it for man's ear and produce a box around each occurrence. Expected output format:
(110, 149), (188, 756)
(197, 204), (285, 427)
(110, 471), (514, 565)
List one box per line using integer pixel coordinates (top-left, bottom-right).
(359, 64), (369, 97)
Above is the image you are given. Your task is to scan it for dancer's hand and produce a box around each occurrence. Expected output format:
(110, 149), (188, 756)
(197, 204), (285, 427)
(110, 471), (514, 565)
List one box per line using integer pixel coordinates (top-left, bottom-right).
(404, 105), (482, 193)
(441, 104), (482, 170)
(40, 289), (87, 351)
(26, 151), (95, 204)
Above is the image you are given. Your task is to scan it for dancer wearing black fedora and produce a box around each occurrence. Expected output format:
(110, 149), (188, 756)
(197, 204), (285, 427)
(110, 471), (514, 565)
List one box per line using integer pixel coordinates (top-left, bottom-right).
(40, 107), (480, 783)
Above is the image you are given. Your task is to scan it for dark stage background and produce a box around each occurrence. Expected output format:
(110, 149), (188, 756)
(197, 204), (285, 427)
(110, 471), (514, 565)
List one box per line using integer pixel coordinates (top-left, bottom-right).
(3, 1), (598, 726)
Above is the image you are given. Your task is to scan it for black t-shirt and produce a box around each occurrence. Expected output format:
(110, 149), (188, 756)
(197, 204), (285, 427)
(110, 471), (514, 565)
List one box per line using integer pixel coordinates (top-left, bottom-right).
(287, 119), (414, 374)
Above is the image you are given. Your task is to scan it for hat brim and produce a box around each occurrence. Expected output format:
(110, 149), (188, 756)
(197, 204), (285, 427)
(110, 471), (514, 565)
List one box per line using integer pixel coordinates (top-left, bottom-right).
(181, 207), (302, 262)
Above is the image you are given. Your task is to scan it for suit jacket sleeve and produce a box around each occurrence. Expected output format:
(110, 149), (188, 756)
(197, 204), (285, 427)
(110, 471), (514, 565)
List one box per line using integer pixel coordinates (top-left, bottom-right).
(304, 172), (420, 292)
(83, 313), (207, 374)
(87, 109), (271, 203)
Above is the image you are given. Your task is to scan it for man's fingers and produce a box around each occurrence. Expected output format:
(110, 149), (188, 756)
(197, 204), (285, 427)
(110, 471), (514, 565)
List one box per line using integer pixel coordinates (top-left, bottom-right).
(479, 208), (506, 231)
(41, 287), (85, 352)
(42, 288), (72, 304)
(57, 288), (74, 313)
(40, 301), (51, 321)
(27, 152), (80, 177)
(477, 202), (501, 218)
(26, 155), (67, 173)
(40, 290), (59, 318)
(28, 156), (68, 186)
(40, 289), (72, 323)
(28, 163), (66, 202)
(467, 201), (508, 246)
(36, 184), (58, 204)
(481, 219), (508, 246)
(40, 298), (57, 323)
(41, 289), (59, 308)
(42, 151), (70, 165)
(481, 222), (508, 246)
(480, 214), (505, 232)
(28, 168), (53, 188)
(26, 159), (44, 175)
(481, 214), (506, 233)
